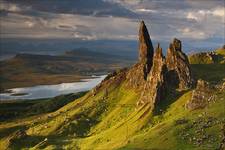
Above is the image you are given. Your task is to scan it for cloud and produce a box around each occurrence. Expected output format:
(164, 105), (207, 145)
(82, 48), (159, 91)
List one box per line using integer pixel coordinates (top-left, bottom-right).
(0, 12), (138, 40)
(0, 0), (224, 50)
(186, 12), (198, 21)
(178, 27), (207, 39)
(187, 7), (225, 22)
(135, 8), (157, 13)
(211, 7), (225, 17)
(0, 1), (22, 12)
(2, 0), (137, 18)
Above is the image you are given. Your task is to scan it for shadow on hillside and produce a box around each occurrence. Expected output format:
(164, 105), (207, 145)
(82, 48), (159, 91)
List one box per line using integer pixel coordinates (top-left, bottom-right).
(0, 125), (26, 139)
(191, 64), (225, 84)
(153, 89), (189, 116)
(11, 134), (74, 149)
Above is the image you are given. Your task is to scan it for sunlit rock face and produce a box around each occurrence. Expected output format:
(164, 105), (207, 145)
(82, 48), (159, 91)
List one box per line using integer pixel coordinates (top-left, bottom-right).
(126, 21), (154, 89)
(121, 22), (194, 111)
(166, 38), (194, 89)
(138, 20), (154, 79)
(186, 79), (213, 110)
(138, 44), (167, 107)
(126, 22), (194, 109)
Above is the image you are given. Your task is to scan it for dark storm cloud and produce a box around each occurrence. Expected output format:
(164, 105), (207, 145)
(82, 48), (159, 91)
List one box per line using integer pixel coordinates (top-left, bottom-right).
(2, 0), (137, 18)
(113, 0), (224, 10)
(0, 0), (224, 50)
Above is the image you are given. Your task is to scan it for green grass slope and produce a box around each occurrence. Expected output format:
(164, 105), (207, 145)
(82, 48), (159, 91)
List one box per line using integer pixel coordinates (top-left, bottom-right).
(188, 47), (225, 64)
(0, 64), (224, 150)
(120, 90), (225, 150)
(0, 92), (86, 122)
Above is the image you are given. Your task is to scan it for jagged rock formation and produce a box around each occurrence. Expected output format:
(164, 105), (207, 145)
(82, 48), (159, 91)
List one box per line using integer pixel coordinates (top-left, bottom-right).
(127, 21), (194, 108)
(147, 44), (167, 104)
(102, 21), (195, 110)
(138, 44), (167, 106)
(126, 63), (149, 89)
(138, 21), (154, 79)
(186, 79), (214, 110)
(166, 38), (193, 89)
(126, 21), (154, 89)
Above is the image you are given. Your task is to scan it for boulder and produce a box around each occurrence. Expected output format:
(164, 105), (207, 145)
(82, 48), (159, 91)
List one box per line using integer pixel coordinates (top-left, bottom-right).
(186, 79), (212, 110)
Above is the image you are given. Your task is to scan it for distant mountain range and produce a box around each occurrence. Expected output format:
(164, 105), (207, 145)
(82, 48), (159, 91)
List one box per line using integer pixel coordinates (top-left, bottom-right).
(0, 39), (138, 60)
(0, 48), (135, 91)
(1, 38), (223, 61)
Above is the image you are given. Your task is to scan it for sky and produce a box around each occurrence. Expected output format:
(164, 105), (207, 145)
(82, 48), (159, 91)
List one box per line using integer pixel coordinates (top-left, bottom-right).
(0, 0), (224, 55)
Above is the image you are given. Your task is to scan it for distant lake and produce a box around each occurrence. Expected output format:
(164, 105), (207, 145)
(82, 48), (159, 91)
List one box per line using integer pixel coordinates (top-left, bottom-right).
(0, 75), (106, 100)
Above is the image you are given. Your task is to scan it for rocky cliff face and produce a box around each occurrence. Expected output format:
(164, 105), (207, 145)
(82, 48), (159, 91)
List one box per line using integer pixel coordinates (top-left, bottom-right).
(138, 44), (167, 107)
(126, 21), (154, 89)
(114, 21), (194, 110)
(126, 22), (194, 108)
(186, 79), (213, 110)
(138, 21), (154, 79)
(166, 38), (193, 89)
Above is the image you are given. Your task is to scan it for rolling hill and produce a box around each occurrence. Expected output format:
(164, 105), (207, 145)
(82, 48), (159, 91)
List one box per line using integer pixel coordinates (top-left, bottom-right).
(188, 46), (225, 64)
(0, 21), (224, 150)
(0, 48), (134, 91)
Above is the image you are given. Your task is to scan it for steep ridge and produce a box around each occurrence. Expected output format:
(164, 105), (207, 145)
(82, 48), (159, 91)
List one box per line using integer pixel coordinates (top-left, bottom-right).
(1, 21), (224, 150)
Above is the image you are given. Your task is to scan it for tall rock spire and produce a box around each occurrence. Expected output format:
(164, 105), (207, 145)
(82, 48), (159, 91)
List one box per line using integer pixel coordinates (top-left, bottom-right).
(138, 21), (154, 79)
(139, 21), (154, 62)
(137, 43), (167, 107)
(166, 38), (193, 89)
(125, 21), (154, 89)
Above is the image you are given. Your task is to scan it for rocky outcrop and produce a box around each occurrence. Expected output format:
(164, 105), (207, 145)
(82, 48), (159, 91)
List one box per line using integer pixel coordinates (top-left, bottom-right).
(126, 22), (194, 109)
(139, 20), (154, 79)
(126, 21), (154, 89)
(166, 38), (193, 89)
(126, 62), (149, 90)
(186, 79), (214, 110)
(138, 44), (167, 106)
(92, 68), (128, 96)
(188, 52), (219, 64)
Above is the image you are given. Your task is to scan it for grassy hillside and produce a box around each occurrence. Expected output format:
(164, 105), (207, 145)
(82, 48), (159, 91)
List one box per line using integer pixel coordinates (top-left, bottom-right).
(191, 64), (225, 84)
(0, 92), (86, 122)
(0, 61), (224, 150)
(120, 90), (225, 150)
(188, 47), (225, 64)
